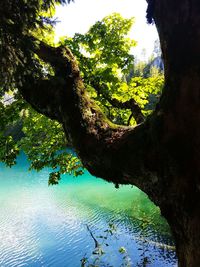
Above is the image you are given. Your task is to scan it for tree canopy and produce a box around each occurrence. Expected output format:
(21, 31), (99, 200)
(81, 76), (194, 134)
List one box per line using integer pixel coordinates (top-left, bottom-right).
(0, 10), (163, 185)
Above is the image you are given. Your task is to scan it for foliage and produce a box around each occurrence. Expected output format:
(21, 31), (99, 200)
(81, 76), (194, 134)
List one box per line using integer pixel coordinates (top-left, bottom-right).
(19, 108), (83, 184)
(0, 0), (81, 184)
(0, 95), (83, 185)
(62, 13), (135, 77)
(61, 14), (163, 125)
(0, 6), (163, 183)
(0, 0), (73, 94)
(0, 134), (19, 167)
(0, 95), (26, 166)
(128, 76), (164, 116)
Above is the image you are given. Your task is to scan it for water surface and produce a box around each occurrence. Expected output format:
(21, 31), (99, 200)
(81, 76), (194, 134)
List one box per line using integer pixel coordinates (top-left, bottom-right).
(0, 153), (177, 266)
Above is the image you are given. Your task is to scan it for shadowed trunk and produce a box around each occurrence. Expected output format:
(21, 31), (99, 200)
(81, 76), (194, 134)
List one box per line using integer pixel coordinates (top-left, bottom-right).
(153, 1), (200, 266)
(18, 1), (200, 266)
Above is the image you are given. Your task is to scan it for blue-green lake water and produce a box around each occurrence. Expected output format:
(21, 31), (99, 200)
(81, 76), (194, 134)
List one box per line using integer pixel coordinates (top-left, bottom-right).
(0, 153), (177, 267)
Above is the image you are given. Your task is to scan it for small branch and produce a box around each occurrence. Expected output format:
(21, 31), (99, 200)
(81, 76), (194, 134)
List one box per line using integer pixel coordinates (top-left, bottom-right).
(86, 224), (100, 249)
(91, 81), (145, 124)
(127, 113), (134, 126)
(105, 96), (145, 124)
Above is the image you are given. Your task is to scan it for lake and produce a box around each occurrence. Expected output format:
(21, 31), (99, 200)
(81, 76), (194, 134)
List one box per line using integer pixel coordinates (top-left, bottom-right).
(0, 153), (177, 267)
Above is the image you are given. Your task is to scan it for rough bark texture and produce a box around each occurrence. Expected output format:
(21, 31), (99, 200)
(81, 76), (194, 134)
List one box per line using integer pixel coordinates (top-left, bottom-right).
(153, 1), (200, 266)
(18, 1), (200, 266)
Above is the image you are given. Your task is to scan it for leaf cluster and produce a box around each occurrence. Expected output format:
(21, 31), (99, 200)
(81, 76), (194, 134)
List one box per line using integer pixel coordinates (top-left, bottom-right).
(0, 0), (72, 93)
(19, 108), (83, 185)
(61, 14), (163, 125)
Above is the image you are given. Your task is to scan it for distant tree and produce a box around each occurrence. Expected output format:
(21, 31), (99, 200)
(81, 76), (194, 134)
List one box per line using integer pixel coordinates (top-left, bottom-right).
(129, 39), (163, 79)
(1, 1), (200, 266)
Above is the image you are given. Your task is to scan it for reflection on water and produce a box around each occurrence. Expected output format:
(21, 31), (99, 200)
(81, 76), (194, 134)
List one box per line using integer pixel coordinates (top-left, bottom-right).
(0, 153), (177, 267)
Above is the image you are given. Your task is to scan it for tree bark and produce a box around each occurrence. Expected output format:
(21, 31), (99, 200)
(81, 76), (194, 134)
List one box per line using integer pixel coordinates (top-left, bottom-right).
(152, 1), (200, 266)
(18, 1), (200, 266)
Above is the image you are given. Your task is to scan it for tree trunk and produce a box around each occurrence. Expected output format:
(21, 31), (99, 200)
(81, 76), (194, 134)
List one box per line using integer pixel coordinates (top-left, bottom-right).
(18, 1), (200, 266)
(153, 1), (200, 266)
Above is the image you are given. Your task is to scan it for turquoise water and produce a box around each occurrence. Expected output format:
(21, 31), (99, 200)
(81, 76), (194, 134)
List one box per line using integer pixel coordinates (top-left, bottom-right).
(0, 153), (177, 267)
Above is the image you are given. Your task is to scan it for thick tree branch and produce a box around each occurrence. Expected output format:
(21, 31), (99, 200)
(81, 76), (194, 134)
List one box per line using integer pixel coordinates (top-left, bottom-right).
(19, 38), (162, 200)
(19, 77), (63, 122)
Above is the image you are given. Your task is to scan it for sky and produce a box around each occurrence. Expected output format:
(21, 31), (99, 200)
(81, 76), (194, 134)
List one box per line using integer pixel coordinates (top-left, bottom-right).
(55, 0), (159, 60)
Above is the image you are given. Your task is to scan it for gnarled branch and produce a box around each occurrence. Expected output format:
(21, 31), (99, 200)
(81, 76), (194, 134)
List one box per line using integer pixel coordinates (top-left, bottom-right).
(19, 38), (164, 204)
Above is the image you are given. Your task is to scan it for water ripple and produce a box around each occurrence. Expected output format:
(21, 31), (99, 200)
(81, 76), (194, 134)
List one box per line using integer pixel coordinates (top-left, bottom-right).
(0, 155), (177, 267)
